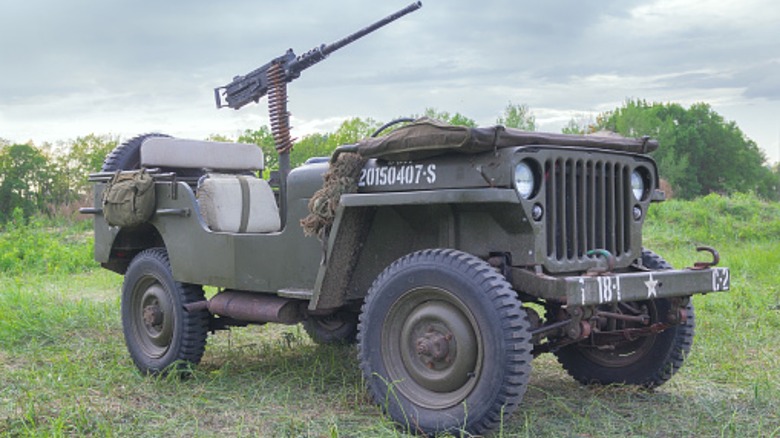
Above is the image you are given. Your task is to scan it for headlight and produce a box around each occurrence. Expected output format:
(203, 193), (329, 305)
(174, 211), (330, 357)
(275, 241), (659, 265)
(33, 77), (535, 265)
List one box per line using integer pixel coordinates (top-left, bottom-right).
(631, 170), (645, 200)
(514, 161), (535, 199)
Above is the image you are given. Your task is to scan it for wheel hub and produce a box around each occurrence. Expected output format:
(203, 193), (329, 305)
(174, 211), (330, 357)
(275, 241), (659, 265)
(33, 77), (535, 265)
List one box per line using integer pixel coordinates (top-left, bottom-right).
(416, 327), (453, 368)
(143, 304), (164, 328)
(132, 283), (175, 358)
(394, 295), (479, 396)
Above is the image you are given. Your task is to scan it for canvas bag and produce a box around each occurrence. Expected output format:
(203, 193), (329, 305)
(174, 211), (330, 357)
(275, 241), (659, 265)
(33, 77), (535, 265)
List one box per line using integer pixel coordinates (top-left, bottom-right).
(102, 169), (156, 227)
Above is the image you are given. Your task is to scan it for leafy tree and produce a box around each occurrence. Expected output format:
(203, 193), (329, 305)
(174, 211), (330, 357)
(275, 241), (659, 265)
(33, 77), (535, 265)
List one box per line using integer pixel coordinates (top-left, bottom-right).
(497, 102), (536, 131)
(237, 126), (278, 170)
(54, 134), (118, 200)
(595, 100), (776, 200)
(291, 117), (381, 168)
(561, 119), (585, 135)
(0, 144), (55, 221)
(290, 133), (332, 168)
(561, 114), (597, 135)
(205, 134), (234, 143)
(229, 117), (382, 171)
(68, 134), (118, 175)
(326, 117), (382, 146)
(765, 163), (780, 200)
(418, 108), (477, 127)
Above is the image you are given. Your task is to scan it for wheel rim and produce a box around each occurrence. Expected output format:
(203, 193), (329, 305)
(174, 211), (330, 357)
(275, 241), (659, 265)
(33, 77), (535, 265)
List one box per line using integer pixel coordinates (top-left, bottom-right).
(579, 300), (659, 368)
(382, 286), (482, 409)
(131, 276), (175, 359)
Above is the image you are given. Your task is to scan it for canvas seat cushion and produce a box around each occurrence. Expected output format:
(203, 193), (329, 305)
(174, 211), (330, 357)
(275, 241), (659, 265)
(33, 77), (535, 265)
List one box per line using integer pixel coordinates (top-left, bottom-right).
(197, 174), (280, 233)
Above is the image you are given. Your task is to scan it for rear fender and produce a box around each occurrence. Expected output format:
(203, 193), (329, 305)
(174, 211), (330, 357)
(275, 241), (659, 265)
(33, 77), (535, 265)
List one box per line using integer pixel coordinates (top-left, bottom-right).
(91, 183), (164, 274)
(101, 223), (164, 274)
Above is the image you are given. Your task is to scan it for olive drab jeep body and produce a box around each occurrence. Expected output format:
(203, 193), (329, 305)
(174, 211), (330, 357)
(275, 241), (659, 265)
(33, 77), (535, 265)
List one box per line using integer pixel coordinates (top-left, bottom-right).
(82, 3), (730, 436)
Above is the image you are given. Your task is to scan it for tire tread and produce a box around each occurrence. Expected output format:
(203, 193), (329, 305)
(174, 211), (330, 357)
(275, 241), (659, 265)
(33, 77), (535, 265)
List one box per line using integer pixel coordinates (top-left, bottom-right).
(123, 247), (209, 374)
(102, 133), (170, 172)
(358, 248), (532, 436)
(555, 249), (695, 388)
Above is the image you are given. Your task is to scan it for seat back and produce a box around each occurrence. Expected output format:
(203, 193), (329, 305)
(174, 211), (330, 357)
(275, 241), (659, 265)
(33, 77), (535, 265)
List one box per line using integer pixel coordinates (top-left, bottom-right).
(141, 137), (264, 171)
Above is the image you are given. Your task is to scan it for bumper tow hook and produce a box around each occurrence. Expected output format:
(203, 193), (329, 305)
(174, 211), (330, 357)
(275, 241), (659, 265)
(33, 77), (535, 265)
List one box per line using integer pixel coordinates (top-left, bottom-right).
(689, 246), (720, 270)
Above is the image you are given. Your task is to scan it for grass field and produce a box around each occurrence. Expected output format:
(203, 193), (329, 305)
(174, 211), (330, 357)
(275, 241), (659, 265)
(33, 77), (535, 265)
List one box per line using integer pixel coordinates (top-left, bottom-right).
(1, 194), (779, 437)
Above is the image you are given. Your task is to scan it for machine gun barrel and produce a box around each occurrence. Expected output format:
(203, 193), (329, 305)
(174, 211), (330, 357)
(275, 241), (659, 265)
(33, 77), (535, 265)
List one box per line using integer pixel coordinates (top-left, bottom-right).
(322, 1), (421, 56)
(215, 2), (422, 110)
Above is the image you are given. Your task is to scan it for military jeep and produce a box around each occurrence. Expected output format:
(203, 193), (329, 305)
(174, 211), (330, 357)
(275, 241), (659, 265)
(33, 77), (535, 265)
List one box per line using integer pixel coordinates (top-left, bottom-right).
(81, 3), (730, 436)
(84, 120), (730, 436)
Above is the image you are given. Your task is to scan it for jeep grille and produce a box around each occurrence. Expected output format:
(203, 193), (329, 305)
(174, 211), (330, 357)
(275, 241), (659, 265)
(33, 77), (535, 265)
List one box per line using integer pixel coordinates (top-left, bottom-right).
(544, 157), (631, 262)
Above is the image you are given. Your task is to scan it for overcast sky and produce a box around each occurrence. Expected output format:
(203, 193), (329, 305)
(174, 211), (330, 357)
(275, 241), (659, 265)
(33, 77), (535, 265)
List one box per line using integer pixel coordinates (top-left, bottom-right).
(1, 0), (778, 163)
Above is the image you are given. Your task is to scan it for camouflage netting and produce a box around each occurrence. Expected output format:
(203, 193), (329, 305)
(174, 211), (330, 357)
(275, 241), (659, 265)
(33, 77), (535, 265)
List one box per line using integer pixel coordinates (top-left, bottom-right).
(300, 152), (368, 237)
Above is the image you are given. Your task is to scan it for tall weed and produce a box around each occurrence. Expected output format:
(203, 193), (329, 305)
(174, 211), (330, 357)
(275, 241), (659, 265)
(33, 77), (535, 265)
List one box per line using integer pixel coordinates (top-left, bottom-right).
(0, 209), (96, 275)
(0, 275), (116, 351)
(645, 192), (780, 247)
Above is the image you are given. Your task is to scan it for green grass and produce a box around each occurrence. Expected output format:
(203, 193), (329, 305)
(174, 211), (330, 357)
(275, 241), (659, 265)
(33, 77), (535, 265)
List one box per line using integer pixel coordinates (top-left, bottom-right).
(1, 195), (779, 437)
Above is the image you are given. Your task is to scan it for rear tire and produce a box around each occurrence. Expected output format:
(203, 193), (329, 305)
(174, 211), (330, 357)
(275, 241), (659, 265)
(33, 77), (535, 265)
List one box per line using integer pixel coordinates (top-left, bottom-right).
(303, 310), (359, 345)
(554, 250), (695, 388)
(121, 248), (209, 374)
(358, 249), (532, 436)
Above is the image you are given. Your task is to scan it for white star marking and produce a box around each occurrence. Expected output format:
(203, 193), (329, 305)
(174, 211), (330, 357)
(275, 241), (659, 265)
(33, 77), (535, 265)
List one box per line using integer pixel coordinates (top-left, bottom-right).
(645, 273), (659, 298)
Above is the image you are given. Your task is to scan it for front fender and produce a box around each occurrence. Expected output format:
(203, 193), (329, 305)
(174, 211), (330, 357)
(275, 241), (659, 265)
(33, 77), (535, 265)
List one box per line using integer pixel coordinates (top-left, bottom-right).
(309, 188), (525, 310)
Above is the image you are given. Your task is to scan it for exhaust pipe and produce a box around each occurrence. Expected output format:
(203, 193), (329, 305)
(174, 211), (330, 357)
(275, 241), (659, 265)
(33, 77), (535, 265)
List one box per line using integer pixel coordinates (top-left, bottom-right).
(185, 290), (304, 325)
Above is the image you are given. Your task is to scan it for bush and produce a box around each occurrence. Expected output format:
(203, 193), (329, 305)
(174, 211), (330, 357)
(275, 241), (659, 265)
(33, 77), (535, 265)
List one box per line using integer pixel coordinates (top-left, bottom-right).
(0, 209), (96, 275)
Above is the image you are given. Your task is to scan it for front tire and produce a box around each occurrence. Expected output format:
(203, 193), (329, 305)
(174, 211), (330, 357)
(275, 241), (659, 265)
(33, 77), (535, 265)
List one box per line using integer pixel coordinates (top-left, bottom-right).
(121, 248), (210, 374)
(358, 249), (532, 436)
(554, 250), (695, 388)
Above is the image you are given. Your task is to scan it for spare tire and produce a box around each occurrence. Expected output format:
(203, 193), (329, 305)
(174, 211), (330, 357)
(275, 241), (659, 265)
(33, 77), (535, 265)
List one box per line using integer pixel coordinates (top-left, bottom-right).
(102, 133), (171, 172)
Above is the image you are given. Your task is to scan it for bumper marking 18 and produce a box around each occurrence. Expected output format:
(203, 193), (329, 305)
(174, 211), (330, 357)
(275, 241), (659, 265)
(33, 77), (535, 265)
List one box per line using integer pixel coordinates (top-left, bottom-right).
(569, 267), (730, 306)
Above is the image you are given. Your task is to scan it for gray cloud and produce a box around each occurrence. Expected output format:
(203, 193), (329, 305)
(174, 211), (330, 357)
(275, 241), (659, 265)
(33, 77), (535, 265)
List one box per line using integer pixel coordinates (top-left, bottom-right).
(1, 0), (778, 162)
(739, 60), (780, 100)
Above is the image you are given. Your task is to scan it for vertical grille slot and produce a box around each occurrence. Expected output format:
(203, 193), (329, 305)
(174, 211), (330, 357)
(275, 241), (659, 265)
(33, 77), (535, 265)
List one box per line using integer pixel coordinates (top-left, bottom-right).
(545, 157), (631, 262)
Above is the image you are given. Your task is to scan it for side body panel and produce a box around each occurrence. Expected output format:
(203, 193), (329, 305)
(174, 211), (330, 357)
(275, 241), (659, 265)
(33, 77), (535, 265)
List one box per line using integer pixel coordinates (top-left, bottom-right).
(93, 163), (327, 294)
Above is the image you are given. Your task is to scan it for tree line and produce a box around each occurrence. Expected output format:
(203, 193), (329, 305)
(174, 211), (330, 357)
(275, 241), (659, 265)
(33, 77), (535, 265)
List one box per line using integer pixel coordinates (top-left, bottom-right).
(577, 100), (778, 200)
(0, 134), (118, 223)
(1, 101), (778, 224)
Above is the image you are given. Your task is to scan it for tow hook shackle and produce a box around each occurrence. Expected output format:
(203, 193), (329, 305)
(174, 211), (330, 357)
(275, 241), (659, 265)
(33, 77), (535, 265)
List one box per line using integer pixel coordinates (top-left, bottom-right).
(586, 249), (616, 275)
(689, 246), (720, 270)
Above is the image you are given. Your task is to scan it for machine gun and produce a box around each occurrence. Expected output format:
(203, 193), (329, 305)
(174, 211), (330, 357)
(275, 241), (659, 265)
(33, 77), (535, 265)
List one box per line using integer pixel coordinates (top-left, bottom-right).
(214, 1), (422, 111)
(214, 2), (421, 227)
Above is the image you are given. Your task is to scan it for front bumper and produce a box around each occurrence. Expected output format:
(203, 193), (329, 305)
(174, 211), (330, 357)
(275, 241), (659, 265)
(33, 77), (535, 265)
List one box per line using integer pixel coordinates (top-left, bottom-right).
(513, 266), (730, 306)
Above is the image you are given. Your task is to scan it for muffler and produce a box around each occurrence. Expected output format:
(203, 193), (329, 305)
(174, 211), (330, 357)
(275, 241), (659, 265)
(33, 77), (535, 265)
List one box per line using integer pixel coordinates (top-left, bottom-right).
(184, 290), (304, 325)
